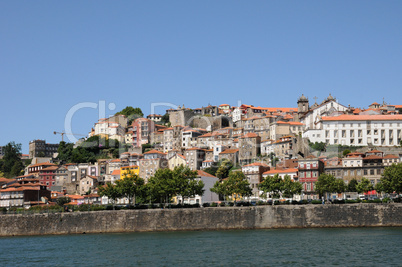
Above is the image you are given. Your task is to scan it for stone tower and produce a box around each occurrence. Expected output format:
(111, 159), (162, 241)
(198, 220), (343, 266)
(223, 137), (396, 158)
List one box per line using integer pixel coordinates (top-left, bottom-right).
(297, 94), (309, 114)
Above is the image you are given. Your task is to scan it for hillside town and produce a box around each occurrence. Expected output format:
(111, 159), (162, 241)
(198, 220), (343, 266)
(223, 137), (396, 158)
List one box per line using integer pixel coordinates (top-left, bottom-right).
(1, 94), (402, 209)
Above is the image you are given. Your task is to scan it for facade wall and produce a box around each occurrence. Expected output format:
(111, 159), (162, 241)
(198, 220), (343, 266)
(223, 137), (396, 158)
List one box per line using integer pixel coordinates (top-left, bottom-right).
(309, 120), (402, 147)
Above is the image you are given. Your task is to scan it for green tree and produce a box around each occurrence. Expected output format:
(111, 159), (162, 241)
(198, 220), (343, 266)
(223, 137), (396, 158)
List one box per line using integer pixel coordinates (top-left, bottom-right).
(115, 106), (143, 124)
(281, 175), (303, 198)
(356, 177), (374, 194)
(347, 179), (358, 192)
(333, 178), (346, 194)
(310, 142), (326, 152)
(215, 159), (233, 179)
(98, 182), (121, 208)
(211, 179), (231, 201)
(203, 166), (218, 176)
(146, 168), (176, 204)
(342, 149), (351, 157)
(226, 171), (252, 201)
(377, 163), (402, 194)
(57, 141), (74, 163)
(141, 143), (153, 154)
(172, 165), (204, 204)
(315, 173), (345, 199)
(10, 160), (24, 177)
(161, 113), (170, 124)
(115, 172), (145, 206)
(211, 171), (252, 201)
(56, 197), (71, 207)
(1, 142), (23, 178)
(259, 174), (283, 199)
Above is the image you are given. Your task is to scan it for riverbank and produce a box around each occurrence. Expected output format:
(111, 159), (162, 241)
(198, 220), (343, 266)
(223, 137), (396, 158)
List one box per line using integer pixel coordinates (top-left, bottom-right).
(0, 203), (401, 236)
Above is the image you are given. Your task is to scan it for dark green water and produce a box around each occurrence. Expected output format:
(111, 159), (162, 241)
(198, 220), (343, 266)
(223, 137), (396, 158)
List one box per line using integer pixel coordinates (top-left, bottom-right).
(0, 228), (401, 266)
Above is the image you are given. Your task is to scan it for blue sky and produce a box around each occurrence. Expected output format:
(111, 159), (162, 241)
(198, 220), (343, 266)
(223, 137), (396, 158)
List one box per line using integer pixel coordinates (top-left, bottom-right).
(1, 1), (402, 153)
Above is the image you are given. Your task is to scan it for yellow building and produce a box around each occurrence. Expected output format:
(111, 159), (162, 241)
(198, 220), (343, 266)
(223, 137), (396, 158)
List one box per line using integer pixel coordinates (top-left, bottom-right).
(120, 165), (140, 178)
(168, 154), (187, 170)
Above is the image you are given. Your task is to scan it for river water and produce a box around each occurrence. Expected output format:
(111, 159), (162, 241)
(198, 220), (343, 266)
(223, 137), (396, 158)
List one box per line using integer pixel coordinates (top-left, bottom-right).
(0, 228), (400, 266)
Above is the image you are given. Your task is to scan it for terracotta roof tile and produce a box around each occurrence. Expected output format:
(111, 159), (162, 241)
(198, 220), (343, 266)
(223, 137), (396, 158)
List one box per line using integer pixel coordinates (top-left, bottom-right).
(263, 168), (298, 175)
(322, 114), (402, 121)
(383, 154), (399, 159)
(243, 162), (269, 167)
(197, 170), (217, 178)
(111, 169), (121, 176)
(144, 149), (167, 155)
(220, 149), (239, 154)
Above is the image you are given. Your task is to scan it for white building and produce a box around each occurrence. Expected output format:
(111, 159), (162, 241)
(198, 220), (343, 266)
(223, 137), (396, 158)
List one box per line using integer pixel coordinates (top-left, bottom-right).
(300, 95), (348, 131)
(176, 170), (219, 205)
(232, 107), (243, 123)
(181, 129), (202, 149)
(309, 114), (402, 146)
(262, 168), (299, 180)
(93, 120), (125, 143)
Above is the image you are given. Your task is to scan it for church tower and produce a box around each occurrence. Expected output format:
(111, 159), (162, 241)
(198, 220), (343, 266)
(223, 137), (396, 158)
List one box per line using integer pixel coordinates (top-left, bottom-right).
(297, 94), (309, 114)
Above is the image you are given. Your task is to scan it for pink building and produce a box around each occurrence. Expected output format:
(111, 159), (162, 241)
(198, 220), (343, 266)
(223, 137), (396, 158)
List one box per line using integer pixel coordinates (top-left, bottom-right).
(127, 118), (155, 147)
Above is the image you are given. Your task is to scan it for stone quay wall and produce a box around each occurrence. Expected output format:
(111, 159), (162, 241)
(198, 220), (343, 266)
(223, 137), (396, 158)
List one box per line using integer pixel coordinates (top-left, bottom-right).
(0, 204), (401, 236)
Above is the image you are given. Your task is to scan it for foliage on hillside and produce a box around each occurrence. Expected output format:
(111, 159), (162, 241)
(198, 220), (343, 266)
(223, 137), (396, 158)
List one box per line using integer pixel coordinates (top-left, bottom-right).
(57, 136), (129, 164)
(0, 142), (24, 178)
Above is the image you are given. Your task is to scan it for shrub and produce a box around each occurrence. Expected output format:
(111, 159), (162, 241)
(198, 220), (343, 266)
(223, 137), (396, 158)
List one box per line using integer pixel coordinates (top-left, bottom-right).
(91, 205), (106, 211)
(77, 204), (91, 212)
(202, 203), (210, 208)
(210, 202), (218, 207)
(393, 197), (401, 203)
(333, 199), (345, 204)
(257, 201), (265, 206)
(228, 202), (234, 207)
(311, 200), (322, 204)
(219, 202), (226, 207)
(382, 197), (390, 203)
(345, 199), (359, 204)
(300, 200), (309, 205)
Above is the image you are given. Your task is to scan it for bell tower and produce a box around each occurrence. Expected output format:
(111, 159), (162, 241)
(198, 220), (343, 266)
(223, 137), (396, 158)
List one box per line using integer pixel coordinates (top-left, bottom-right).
(297, 94), (309, 114)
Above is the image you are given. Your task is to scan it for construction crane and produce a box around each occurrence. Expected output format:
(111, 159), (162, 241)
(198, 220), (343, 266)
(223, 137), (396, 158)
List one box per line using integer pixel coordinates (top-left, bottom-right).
(53, 131), (87, 142)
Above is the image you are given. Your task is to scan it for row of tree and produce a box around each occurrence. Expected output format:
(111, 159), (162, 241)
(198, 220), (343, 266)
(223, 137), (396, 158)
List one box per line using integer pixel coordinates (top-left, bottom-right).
(315, 163), (402, 198)
(98, 165), (204, 205)
(210, 171), (302, 201)
(97, 162), (402, 205)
